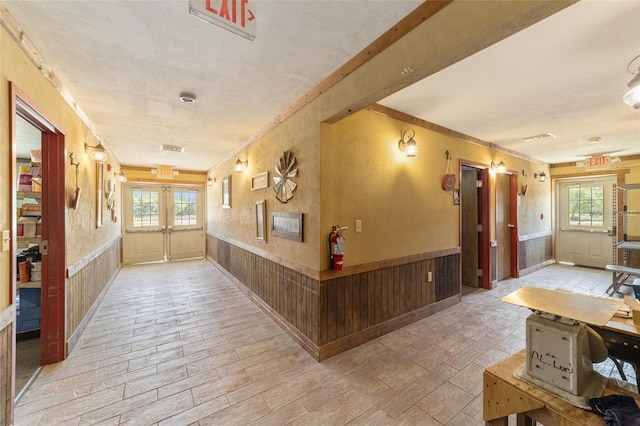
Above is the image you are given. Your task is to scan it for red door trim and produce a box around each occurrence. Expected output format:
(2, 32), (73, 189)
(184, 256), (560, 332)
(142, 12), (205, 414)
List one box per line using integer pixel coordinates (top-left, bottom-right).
(509, 172), (520, 278)
(11, 84), (67, 365)
(40, 131), (67, 364)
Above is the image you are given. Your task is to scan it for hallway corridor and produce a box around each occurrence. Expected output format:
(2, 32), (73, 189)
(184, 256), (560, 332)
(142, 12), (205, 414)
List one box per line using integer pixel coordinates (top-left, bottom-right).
(15, 261), (629, 425)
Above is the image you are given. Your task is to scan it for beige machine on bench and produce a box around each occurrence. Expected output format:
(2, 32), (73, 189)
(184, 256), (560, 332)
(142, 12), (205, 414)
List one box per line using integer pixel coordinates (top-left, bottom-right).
(502, 287), (621, 409)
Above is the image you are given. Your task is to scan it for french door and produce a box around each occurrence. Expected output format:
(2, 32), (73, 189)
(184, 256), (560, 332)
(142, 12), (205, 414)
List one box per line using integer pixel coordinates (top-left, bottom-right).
(122, 184), (205, 264)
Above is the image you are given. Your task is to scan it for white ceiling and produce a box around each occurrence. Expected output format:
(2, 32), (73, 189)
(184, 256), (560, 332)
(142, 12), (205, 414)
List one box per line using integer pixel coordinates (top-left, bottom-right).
(8, 1), (640, 170)
(379, 1), (640, 165)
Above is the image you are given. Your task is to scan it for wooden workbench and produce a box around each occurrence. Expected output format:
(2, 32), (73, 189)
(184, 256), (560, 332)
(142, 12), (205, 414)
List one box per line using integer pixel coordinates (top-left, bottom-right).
(483, 350), (640, 426)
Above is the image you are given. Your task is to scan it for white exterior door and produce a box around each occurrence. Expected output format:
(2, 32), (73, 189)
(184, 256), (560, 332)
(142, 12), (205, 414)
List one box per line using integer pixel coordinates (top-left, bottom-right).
(166, 186), (205, 261)
(123, 184), (205, 264)
(556, 177), (615, 268)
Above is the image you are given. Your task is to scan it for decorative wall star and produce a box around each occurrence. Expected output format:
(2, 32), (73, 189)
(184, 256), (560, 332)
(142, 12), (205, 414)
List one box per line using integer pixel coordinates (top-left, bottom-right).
(273, 151), (298, 203)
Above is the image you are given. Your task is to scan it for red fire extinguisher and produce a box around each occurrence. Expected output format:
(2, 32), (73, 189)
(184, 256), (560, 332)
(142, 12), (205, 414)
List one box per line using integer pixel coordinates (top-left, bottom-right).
(329, 225), (347, 270)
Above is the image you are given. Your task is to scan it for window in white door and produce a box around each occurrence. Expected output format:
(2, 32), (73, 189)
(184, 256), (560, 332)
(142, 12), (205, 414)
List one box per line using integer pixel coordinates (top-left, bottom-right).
(132, 190), (161, 227)
(173, 191), (197, 226)
(568, 185), (605, 228)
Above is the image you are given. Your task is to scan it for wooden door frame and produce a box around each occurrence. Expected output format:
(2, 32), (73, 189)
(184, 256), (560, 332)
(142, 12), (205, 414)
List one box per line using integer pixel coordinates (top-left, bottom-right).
(11, 84), (67, 367)
(508, 171), (519, 278)
(459, 160), (492, 289)
(495, 170), (520, 280)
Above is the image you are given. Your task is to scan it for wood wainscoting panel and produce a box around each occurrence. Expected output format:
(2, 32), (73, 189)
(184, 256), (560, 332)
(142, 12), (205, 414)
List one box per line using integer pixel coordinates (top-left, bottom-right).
(319, 254), (459, 347)
(213, 238), (320, 345)
(0, 315), (13, 425)
(208, 235), (461, 360)
(66, 238), (122, 343)
(518, 233), (553, 273)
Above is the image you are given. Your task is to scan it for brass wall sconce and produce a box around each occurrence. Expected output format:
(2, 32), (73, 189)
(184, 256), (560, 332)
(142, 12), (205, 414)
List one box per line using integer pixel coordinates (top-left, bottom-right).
(491, 160), (507, 174)
(234, 158), (248, 173)
(534, 172), (547, 182)
(115, 171), (127, 182)
(85, 134), (107, 162)
(398, 129), (418, 157)
(207, 177), (215, 186)
(69, 153), (81, 209)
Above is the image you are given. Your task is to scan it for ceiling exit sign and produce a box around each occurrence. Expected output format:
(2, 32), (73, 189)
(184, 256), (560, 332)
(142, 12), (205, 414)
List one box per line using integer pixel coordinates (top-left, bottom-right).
(190, 0), (256, 41)
(576, 155), (620, 170)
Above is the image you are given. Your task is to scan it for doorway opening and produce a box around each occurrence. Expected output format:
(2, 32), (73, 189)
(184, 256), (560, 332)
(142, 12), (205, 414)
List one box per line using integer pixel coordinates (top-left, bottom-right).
(495, 171), (519, 282)
(11, 87), (67, 403)
(122, 183), (205, 264)
(460, 163), (491, 290)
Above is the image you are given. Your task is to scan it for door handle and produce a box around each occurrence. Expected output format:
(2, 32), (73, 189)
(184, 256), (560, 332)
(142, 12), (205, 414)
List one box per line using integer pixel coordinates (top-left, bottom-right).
(507, 224), (515, 228)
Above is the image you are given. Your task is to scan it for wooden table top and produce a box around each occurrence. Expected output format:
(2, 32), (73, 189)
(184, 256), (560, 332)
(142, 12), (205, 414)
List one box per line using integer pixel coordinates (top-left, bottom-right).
(502, 286), (640, 337)
(502, 286), (621, 326)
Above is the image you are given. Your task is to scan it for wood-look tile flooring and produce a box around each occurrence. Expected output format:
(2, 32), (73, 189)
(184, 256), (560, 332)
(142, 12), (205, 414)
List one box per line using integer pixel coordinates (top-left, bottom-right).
(15, 260), (636, 425)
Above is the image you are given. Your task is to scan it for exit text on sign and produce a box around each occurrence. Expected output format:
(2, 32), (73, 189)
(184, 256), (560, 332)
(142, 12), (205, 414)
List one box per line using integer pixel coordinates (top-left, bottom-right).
(190, 0), (256, 41)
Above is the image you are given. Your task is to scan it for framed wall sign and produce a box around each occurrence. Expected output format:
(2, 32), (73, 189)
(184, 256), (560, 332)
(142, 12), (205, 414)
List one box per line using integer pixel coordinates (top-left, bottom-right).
(222, 175), (231, 208)
(256, 200), (266, 242)
(251, 171), (269, 190)
(96, 162), (103, 227)
(271, 211), (303, 242)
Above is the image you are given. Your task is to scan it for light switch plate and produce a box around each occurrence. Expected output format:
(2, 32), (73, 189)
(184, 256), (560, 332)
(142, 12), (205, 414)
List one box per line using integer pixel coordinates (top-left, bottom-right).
(355, 220), (362, 233)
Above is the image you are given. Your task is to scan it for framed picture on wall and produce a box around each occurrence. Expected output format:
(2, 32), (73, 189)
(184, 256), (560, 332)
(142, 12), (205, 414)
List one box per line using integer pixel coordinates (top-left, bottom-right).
(251, 172), (269, 190)
(222, 175), (231, 208)
(271, 211), (303, 242)
(96, 162), (103, 227)
(256, 200), (266, 242)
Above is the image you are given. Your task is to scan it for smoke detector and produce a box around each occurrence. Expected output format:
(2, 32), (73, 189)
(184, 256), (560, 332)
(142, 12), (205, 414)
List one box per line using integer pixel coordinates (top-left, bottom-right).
(179, 92), (196, 104)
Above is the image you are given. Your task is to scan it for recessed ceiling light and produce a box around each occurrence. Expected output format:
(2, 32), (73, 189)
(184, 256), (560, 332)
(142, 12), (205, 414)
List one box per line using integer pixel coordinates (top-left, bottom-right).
(587, 136), (601, 144)
(179, 92), (196, 104)
(522, 133), (555, 143)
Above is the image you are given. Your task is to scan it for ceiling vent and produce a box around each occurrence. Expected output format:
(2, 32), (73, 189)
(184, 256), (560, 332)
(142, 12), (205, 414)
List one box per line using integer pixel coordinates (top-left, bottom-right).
(161, 144), (185, 153)
(522, 133), (556, 143)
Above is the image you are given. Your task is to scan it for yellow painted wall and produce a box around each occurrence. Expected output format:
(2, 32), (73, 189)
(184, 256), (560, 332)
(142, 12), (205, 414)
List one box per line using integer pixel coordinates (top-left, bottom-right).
(207, 107), (321, 271)
(0, 25), (122, 309)
(205, 1), (568, 273)
(320, 108), (552, 267)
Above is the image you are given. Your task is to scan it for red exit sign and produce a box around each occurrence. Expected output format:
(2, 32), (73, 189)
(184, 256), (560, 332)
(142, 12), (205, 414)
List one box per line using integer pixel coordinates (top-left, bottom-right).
(584, 156), (610, 167)
(190, 0), (256, 41)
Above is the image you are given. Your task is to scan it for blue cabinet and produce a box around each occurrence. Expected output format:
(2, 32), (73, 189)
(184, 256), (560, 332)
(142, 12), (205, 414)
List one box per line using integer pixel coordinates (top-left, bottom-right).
(16, 287), (41, 333)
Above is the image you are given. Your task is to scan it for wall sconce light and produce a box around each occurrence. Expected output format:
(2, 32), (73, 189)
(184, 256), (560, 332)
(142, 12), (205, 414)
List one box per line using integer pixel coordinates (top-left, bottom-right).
(85, 134), (107, 162)
(623, 54), (640, 109)
(522, 170), (528, 177)
(115, 171), (127, 182)
(207, 177), (215, 186)
(234, 158), (248, 172)
(398, 129), (418, 157)
(534, 172), (547, 182)
(491, 160), (507, 174)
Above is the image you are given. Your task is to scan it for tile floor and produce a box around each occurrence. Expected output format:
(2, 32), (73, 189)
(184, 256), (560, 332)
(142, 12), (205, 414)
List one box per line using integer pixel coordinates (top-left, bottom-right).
(15, 260), (637, 425)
